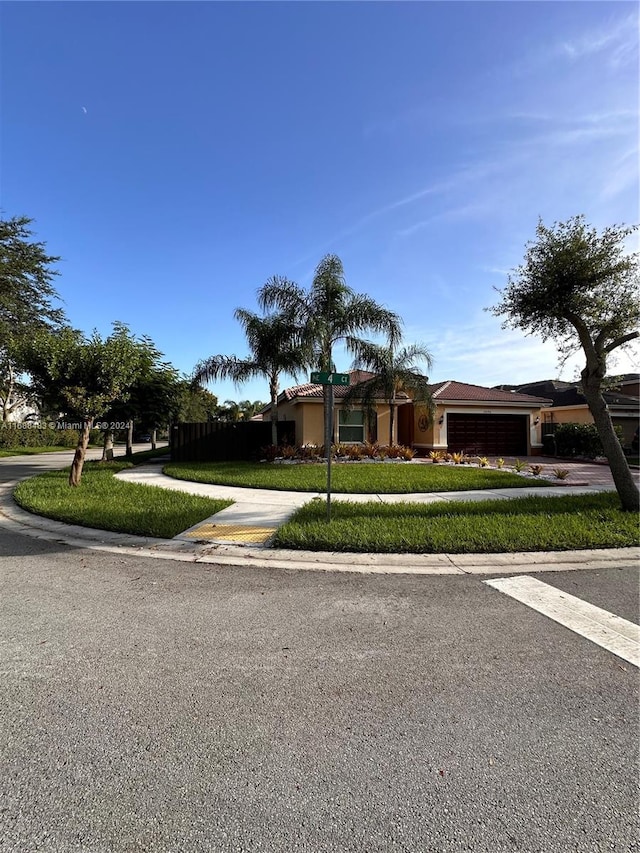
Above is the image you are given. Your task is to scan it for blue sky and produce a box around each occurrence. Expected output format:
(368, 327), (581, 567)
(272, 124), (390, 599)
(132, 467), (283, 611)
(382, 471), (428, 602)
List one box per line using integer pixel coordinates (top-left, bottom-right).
(2, 1), (638, 405)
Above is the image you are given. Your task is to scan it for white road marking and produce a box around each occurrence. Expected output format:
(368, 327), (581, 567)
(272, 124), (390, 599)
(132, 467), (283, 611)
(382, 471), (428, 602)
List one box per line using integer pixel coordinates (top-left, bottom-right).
(484, 575), (640, 668)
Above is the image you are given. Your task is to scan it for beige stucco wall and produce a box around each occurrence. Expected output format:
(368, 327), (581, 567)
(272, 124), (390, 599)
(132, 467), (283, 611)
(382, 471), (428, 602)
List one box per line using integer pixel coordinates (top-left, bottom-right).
(299, 403), (324, 445)
(412, 403), (440, 448)
(269, 401), (397, 446)
(541, 406), (593, 425)
(543, 405), (639, 447)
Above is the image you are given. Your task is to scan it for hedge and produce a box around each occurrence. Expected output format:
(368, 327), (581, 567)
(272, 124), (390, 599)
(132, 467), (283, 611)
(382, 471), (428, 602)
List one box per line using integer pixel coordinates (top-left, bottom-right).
(0, 424), (102, 449)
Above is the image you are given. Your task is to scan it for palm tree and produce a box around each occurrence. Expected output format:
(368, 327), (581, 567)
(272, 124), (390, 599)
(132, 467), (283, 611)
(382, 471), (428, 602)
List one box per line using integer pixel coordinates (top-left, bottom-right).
(344, 341), (434, 446)
(221, 399), (241, 422)
(259, 255), (402, 454)
(238, 399), (266, 420)
(194, 307), (306, 446)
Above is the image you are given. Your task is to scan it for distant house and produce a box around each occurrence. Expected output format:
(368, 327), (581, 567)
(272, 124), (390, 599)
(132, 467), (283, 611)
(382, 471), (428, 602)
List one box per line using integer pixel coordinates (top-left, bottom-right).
(261, 373), (550, 456)
(498, 377), (640, 449)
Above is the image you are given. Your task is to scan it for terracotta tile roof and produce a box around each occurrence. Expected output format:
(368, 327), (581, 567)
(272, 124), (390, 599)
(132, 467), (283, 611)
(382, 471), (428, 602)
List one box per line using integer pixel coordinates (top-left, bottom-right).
(264, 375), (552, 412)
(430, 380), (551, 405)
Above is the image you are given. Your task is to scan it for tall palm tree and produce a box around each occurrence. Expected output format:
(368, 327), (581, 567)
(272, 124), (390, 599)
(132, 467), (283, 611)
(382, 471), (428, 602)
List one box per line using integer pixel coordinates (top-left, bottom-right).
(221, 400), (241, 422)
(238, 399), (266, 420)
(194, 307), (306, 446)
(344, 341), (434, 446)
(259, 255), (402, 453)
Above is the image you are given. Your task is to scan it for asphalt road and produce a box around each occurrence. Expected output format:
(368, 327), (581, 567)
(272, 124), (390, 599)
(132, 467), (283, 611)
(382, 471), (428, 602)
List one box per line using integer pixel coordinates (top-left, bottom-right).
(0, 444), (160, 485)
(1, 530), (638, 853)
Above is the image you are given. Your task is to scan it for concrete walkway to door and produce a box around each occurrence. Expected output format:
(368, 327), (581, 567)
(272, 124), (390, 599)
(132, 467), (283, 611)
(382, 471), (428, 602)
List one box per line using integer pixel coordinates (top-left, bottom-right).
(115, 455), (639, 546)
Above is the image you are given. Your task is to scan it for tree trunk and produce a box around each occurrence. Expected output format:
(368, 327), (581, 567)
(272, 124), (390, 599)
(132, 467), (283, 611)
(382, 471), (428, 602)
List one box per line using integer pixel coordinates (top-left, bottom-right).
(323, 384), (334, 457)
(389, 400), (396, 446)
(69, 419), (93, 487)
(126, 420), (134, 457)
(151, 428), (157, 450)
(270, 378), (278, 448)
(581, 365), (639, 512)
(102, 429), (114, 462)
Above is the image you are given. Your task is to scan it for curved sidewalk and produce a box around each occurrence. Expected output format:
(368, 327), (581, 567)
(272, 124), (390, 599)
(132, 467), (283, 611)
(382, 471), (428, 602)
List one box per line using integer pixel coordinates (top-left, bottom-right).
(0, 457), (636, 576)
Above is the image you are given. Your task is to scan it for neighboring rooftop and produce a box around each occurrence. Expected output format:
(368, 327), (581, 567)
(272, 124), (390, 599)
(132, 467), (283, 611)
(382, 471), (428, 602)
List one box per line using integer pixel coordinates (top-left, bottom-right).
(501, 378), (640, 408)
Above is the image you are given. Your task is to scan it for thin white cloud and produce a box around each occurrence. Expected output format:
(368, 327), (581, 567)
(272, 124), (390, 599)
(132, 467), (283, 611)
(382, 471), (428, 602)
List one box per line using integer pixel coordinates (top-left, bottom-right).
(404, 315), (639, 388)
(396, 202), (493, 239)
(600, 146), (640, 201)
(558, 12), (638, 68)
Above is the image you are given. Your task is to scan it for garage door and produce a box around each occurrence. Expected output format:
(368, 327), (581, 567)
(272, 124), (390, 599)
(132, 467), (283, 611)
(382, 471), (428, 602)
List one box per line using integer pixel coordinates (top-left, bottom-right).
(447, 414), (527, 456)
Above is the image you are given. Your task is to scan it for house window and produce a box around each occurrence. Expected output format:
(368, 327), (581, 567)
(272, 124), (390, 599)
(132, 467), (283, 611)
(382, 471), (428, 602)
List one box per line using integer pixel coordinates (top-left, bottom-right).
(338, 409), (365, 443)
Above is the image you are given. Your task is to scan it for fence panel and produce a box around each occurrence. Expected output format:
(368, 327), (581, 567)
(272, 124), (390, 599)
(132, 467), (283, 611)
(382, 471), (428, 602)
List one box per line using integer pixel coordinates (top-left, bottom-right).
(170, 421), (296, 462)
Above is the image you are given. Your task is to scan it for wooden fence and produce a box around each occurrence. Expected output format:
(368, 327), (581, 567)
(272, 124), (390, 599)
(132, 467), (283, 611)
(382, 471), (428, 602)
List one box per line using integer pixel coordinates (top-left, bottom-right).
(170, 421), (296, 462)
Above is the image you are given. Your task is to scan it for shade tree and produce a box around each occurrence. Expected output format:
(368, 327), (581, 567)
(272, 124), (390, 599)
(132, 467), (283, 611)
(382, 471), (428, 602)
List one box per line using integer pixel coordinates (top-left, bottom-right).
(23, 322), (152, 485)
(490, 215), (639, 511)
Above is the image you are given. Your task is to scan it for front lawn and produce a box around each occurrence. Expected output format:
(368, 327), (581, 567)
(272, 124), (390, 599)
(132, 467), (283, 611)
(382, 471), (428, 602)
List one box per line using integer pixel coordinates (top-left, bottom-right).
(163, 460), (553, 494)
(0, 445), (102, 458)
(273, 492), (639, 553)
(14, 461), (232, 539)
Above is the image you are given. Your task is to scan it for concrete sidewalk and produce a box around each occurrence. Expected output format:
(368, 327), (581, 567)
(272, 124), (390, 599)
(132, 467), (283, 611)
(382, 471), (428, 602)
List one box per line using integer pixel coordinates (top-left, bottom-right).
(115, 462), (632, 547)
(1, 453), (637, 575)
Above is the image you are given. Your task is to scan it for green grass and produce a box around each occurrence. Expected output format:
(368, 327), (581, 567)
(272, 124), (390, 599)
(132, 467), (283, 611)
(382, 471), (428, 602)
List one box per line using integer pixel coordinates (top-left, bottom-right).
(0, 446), (73, 457)
(164, 460), (553, 494)
(273, 491), (639, 554)
(14, 461), (232, 539)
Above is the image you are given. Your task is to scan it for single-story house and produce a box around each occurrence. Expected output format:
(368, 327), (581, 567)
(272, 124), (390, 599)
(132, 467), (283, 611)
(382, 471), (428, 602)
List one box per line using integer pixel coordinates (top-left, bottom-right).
(500, 379), (640, 449)
(262, 373), (551, 456)
(261, 371), (411, 447)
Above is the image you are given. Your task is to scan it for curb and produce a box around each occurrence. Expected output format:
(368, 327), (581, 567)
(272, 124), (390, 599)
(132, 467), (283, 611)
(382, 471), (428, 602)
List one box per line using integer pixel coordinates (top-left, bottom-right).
(2, 488), (638, 576)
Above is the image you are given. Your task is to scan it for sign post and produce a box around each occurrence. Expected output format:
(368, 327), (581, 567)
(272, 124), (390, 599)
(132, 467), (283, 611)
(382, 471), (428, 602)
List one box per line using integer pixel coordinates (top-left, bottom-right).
(310, 372), (351, 521)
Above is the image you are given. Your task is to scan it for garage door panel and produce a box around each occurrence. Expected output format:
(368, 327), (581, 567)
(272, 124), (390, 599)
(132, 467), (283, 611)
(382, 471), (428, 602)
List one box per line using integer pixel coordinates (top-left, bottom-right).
(447, 414), (527, 456)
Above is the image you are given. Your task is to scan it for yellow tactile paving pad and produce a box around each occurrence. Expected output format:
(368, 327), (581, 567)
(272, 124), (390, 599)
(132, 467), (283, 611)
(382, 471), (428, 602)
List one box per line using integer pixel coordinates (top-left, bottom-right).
(183, 523), (275, 543)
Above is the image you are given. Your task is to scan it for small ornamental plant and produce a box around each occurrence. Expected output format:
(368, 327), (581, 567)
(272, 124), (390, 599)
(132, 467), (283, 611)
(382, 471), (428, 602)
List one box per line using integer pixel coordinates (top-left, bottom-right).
(299, 443), (320, 461)
(362, 440), (379, 459)
(346, 444), (363, 461)
(496, 458), (505, 469)
(383, 445), (404, 459)
(553, 468), (571, 480)
(398, 445), (416, 461)
(529, 464), (544, 477)
(429, 450), (444, 463)
(512, 459), (526, 472)
(478, 456), (490, 467)
(451, 452), (464, 465)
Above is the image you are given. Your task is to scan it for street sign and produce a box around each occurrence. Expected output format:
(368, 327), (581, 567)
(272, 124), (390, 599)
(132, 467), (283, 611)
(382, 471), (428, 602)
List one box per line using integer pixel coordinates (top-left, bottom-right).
(310, 372), (350, 386)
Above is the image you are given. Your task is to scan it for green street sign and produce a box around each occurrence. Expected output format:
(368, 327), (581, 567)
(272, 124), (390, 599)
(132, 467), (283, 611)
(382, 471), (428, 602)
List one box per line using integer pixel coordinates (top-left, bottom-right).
(310, 372), (350, 386)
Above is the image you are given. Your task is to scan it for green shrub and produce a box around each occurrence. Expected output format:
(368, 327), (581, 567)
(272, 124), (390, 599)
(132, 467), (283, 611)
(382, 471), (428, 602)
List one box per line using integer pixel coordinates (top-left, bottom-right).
(0, 423), (101, 449)
(554, 422), (622, 458)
